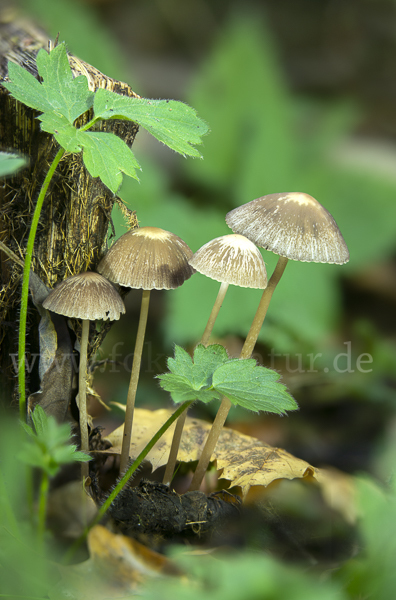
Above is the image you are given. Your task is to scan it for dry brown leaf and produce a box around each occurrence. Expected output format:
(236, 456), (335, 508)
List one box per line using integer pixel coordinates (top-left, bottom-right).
(52, 524), (179, 599)
(103, 408), (317, 498)
(315, 467), (357, 524)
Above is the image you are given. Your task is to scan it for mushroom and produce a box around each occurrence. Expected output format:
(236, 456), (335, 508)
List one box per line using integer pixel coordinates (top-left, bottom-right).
(163, 233), (267, 485)
(42, 271), (126, 479)
(226, 192), (349, 357)
(97, 226), (194, 473)
(189, 192), (349, 491)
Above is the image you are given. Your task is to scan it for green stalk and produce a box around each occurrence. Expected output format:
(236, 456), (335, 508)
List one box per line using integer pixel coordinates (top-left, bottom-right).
(37, 470), (49, 550)
(18, 147), (65, 421)
(62, 399), (193, 564)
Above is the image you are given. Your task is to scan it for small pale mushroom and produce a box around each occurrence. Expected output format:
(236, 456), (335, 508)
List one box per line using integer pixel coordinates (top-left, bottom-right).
(189, 192), (349, 491)
(163, 233), (267, 485)
(42, 271), (126, 479)
(97, 226), (194, 474)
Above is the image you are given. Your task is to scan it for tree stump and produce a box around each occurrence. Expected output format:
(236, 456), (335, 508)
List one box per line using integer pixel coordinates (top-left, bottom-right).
(0, 12), (138, 411)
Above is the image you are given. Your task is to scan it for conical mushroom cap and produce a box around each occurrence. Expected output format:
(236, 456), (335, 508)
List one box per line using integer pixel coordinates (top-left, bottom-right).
(97, 226), (194, 290)
(42, 272), (126, 321)
(226, 193), (349, 264)
(189, 234), (267, 289)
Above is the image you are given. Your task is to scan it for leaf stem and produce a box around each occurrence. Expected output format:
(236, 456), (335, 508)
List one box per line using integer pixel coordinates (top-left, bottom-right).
(18, 147), (65, 421)
(37, 469), (49, 550)
(63, 399), (192, 564)
(79, 116), (101, 132)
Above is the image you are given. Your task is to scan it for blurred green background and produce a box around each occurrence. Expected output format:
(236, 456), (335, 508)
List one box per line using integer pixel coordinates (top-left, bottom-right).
(14, 0), (396, 476)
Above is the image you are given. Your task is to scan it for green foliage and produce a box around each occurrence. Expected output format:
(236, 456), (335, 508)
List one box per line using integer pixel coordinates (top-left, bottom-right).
(94, 89), (209, 157)
(144, 546), (347, 600)
(158, 344), (297, 414)
(0, 413), (55, 598)
(4, 42), (208, 193)
(212, 359), (298, 413)
(5, 44), (94, 119)
(0, 150), (28, 178)
(19, 406), (90, 477)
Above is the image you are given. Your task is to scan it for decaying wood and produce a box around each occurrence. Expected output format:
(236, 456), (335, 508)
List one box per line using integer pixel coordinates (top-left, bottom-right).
(0, 11), (139, 407)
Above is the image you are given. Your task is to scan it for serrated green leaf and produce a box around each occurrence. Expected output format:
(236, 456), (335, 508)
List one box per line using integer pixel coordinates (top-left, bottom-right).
(38, 111), (82, 152)
(0, 151), (28, 178)
(4, 43), (94, 122)
(36, 44), (94, 122)
(158, 344), (229, 403)
(158, 372), (221, 403)
(94, 88), (209, 157)
(212, 360), (298, 414)
(4, 59), (53, 113)
(79, 130), (140, 192)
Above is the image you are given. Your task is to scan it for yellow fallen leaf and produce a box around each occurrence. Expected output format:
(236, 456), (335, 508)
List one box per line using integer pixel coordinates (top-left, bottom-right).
(52, 525), (180, 599)
(103, 409), (317, 498)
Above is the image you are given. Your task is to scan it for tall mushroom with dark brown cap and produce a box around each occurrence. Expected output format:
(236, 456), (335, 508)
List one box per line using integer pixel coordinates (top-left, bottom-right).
(189, 192), (349, 491)
(97, 226), (194, 473)
(42, 271), (126, 479)
(163, 233), (268, 485)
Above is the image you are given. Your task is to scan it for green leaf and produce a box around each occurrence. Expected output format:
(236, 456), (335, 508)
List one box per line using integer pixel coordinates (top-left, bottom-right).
(79, 130), (140, 192)
(20, 406), (90, 477)
(0, 151), (28, 178)
(38, 111), (83, 152)
(157, 344), (296, 416)
(94, 88), (209, 157)
(212, 360), (298, 414)
(157, 344), (228, 403)
(4, 43), (94, 122)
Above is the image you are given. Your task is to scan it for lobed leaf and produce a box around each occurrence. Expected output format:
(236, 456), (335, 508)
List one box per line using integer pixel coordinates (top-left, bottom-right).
(212, 360), (298, 414)
(157, 344), (229, 404)
(94, 88), (209, 157)
(4, 43), (94, 122)
(39, 111), (83, 152)
(79, 130), (140, 192)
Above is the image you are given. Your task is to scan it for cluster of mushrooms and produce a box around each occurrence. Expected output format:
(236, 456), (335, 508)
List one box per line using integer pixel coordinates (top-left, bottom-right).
(42, 192), (349, 487)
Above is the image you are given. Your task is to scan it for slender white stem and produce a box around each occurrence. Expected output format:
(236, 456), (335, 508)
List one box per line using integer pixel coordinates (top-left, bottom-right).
(200, 281), (229, 346)
(189, 256), (289, 491)
(79, 319), (90, 480)
(163, 281), (230, 486)
(120, 290), (151, 474)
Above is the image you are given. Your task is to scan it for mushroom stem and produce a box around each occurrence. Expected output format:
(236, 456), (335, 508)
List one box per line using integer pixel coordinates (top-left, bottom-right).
(163, 281), (230, 486)
(79, 319), (90, 480)
(188, 255), (289, 491)
(189, 397), (232, 491)
(200, 281), (229, 346)
(120, 290), (151, 474)
(240, 255), (288, 359)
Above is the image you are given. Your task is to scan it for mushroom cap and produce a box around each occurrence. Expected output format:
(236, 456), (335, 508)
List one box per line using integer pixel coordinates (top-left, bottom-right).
(97, 226), (194, 290)
(226, 192), (349, 264)
(189, 234), (267, 289)
(42, 271), (126, 321)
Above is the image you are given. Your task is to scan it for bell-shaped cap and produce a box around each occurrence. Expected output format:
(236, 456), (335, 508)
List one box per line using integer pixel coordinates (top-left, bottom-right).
(189, 234), (267, 289)
(42, 271), (126, 321)
(97, 226), (194, 290)
(226, 192), (349, 264)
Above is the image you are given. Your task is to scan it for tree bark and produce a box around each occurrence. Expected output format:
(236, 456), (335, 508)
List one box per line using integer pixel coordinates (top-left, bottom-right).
(0, 13), (139, 409)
